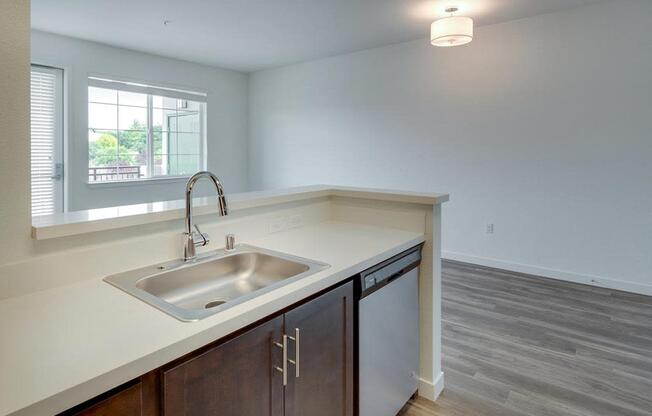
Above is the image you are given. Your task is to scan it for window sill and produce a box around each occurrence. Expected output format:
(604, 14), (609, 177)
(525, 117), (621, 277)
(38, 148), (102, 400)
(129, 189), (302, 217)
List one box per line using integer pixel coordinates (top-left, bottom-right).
(86, 175), (191, 188)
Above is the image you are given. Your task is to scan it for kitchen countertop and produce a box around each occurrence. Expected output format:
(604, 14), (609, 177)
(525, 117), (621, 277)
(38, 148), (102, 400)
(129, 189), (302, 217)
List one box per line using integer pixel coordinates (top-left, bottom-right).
(0, 221), (424, 416)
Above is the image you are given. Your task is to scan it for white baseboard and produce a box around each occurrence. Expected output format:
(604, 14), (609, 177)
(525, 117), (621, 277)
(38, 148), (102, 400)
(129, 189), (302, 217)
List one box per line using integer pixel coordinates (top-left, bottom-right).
(418, 371), (445, 401)
(442, 251), (652, 297)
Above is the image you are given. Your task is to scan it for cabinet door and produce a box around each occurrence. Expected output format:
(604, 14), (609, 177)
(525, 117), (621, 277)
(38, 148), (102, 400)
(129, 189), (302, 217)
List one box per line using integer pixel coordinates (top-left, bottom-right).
(68, 383), (141, 416)
(162, 316), (284, 416)
(284, 281), (354, 416)
(61, 372), (159, 416)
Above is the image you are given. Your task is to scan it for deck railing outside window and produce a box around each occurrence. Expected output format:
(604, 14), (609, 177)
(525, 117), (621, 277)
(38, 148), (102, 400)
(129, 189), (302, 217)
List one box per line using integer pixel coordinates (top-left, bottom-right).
(88, 166), (143, 182)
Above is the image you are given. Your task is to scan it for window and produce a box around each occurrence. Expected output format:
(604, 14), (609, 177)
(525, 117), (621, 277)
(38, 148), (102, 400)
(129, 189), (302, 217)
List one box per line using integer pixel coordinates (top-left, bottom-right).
(31, 65), (64, 216)
(87, 77), (206, 183)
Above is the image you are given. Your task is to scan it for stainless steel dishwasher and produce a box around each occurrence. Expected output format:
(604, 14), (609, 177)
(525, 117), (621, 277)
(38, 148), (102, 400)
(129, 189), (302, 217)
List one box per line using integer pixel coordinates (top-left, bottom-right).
(357, 245), (421, 416)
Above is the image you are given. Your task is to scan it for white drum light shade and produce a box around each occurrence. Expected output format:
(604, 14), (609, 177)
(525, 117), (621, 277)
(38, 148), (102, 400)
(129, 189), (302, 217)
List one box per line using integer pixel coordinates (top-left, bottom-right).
(431, 16), (474, 47)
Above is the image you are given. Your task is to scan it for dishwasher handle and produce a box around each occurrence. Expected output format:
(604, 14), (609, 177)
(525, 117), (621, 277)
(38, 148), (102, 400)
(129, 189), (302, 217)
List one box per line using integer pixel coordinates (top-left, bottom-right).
(386, 270), (405, 284)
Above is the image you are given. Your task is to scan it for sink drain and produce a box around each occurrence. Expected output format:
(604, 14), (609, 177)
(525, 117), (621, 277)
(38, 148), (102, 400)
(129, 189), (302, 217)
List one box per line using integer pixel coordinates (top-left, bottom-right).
(205, 300), (227, 309)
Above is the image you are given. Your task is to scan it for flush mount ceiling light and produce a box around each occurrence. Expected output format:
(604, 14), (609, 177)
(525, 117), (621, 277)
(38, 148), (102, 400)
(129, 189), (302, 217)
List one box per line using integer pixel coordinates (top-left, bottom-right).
(431, 7), (474, 47)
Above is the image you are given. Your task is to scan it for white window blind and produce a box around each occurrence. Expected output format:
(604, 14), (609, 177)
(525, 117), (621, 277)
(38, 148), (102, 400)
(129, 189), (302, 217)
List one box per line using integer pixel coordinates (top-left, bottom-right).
(31, 66), (63, 216)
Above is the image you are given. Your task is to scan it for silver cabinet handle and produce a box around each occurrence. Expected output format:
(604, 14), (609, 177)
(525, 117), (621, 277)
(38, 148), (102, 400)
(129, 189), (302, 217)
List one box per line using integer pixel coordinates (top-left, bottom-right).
(273, 335), (288, 386)
(288, 328), (300, 378)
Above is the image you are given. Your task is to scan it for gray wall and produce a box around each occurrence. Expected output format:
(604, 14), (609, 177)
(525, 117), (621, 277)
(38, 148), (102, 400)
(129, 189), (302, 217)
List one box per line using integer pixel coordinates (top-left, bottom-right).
(32, 30), (249, 211)
(249, 0), (652, 294)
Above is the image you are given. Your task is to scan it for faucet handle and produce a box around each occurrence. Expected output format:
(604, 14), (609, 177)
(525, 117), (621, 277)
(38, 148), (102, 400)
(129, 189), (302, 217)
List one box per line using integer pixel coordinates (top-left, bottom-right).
(193, 224), (210, 247)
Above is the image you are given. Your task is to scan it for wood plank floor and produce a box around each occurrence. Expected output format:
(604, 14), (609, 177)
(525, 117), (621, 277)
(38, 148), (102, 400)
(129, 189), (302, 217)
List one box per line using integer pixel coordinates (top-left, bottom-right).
(399, 260), (652, 416)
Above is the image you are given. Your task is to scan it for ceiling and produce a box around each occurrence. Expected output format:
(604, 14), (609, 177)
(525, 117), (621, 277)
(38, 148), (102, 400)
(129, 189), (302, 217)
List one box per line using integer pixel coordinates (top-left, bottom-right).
(31, 0), (605, 72)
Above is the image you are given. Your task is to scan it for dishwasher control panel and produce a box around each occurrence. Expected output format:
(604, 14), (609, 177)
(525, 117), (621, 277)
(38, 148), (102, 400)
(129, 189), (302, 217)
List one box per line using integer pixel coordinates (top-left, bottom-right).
(358, 245), (422, 298)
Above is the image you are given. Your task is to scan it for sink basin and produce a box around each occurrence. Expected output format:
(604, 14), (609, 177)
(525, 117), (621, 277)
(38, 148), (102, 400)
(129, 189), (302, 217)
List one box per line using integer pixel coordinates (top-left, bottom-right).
(104, 245), (330, 321)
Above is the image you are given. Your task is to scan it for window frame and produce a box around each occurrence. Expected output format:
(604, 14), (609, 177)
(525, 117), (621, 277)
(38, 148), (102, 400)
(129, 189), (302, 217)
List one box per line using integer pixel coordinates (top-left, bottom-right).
(87, 77), (207, 185)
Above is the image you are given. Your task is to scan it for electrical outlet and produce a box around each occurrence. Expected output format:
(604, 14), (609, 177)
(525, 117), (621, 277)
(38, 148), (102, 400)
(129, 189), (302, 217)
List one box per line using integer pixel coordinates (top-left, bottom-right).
(269, 215), (304, 234)
(486, 223), (494, 234)
(269, 218), (286, 234)
(287, 215), (303, 229)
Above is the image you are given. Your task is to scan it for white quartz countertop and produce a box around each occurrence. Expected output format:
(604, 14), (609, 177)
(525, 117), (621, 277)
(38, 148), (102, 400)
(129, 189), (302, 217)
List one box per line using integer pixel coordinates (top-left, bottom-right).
(0, 221), (424, 416)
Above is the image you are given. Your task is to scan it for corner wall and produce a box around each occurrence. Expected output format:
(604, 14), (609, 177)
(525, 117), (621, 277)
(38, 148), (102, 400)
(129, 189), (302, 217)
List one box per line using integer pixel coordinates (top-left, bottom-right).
(0, 0), (32, 266)
(248, 0), (652, 294)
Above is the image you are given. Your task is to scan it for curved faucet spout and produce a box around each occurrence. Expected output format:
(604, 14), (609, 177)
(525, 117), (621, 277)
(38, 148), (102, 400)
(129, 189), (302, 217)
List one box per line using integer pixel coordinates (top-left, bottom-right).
(184, 171), (229, 261)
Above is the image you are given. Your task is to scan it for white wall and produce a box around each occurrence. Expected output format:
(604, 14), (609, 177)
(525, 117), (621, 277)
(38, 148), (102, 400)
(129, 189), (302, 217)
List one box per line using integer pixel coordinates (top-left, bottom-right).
(249, 0), (652, 294)
(31, 30), (249, 211)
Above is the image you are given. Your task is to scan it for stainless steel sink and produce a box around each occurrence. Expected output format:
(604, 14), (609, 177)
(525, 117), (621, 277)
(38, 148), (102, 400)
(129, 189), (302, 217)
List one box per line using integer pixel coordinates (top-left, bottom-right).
(104, 245), (330, 321)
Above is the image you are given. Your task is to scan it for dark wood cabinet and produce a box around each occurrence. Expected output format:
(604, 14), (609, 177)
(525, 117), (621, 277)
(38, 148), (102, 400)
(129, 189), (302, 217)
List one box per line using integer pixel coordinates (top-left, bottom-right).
(162, 315), (284, 416)
(162, 281), (354, 416)
(61, 280), (354, 416)
(59, 372), (159, 416)
(71, 383), (141, 416)
(284, 281), (354, 416)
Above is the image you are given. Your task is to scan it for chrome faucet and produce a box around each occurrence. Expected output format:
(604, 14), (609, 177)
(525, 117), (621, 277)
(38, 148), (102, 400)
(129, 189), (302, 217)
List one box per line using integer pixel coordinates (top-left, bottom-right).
(184, 171), (228, 261)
